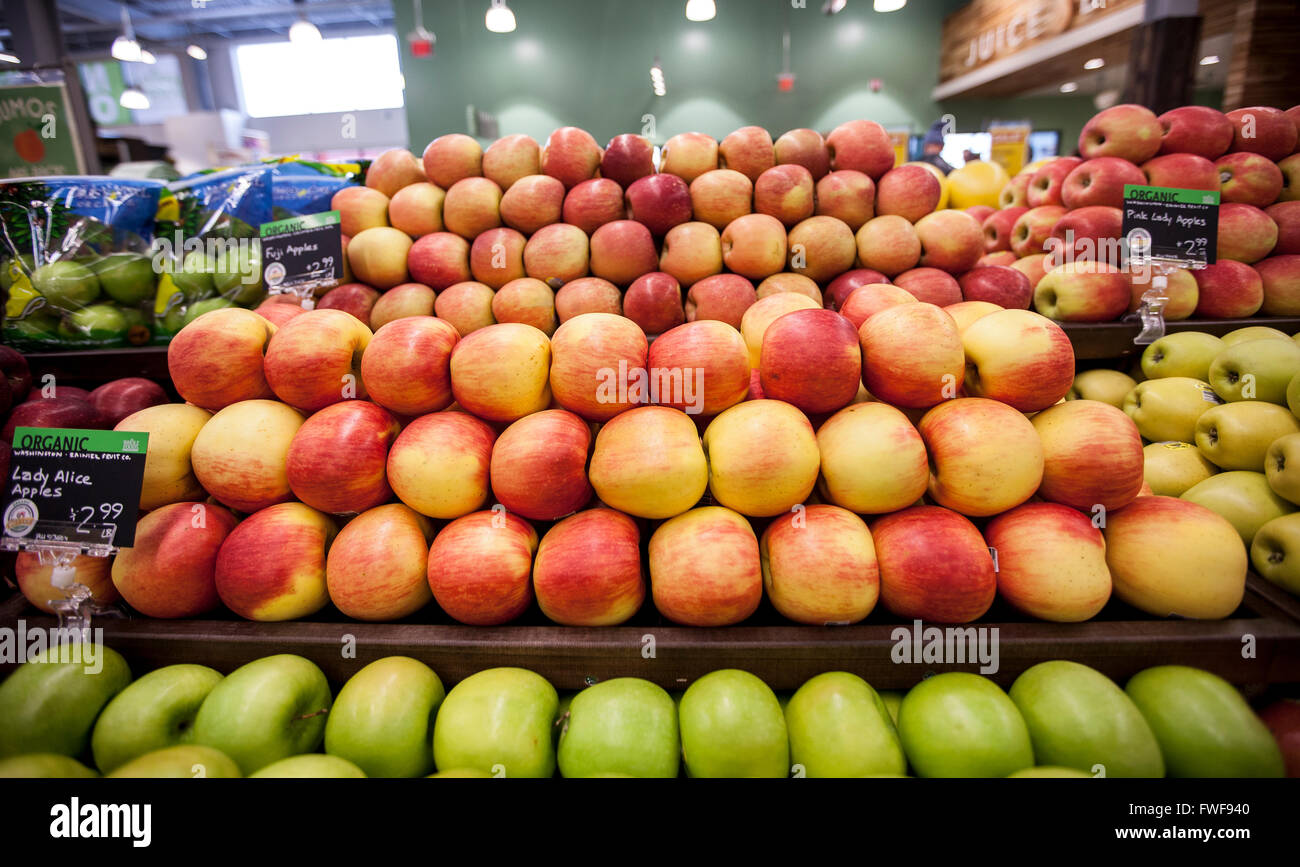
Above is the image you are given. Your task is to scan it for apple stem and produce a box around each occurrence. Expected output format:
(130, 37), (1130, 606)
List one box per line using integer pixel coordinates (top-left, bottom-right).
(297, 708), (329, 720)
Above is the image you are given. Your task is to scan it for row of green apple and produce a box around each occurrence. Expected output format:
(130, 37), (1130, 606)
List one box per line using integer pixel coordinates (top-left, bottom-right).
(0, 648), (1286, 778)
(1070, 324), (1300, 596)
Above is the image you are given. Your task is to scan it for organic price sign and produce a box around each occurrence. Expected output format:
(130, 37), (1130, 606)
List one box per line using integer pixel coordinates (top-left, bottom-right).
(1, 428), (149, 551)
(259, 210), (344, 296)
(1121, 185), (1220, 268)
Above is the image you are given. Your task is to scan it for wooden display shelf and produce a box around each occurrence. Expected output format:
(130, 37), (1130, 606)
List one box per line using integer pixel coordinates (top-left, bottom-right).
(1063, 317), (1300, 361)
(23, 346), (170, 385)
(3, 577), (1296, 691)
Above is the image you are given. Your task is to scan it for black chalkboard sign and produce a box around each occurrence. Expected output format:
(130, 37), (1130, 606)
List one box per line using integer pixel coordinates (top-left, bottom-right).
(260, 210), (344, 294)
(1122, 185), (1220, 267)
(2, 427), (149, 551)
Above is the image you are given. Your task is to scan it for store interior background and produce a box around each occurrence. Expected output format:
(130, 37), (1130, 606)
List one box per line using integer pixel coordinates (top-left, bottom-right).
(0, 0), (1250, 175)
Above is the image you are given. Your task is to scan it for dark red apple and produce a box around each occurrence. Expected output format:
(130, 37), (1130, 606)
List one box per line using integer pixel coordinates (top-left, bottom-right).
(89, 378), (170, 428)
(825, 268), (891, 311)
(958, 266), (1033, 309)
(624, 174), (692, 237)
(317, 282), (381, 323)
(624, 271), (685, 335)
(3, 397), (104, 442)
(0, 346), (31, 403)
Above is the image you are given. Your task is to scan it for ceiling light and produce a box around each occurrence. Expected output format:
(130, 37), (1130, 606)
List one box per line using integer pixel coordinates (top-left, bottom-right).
(290, 17), (322, 43)
(686, 0), (716, 22)
(650, 59), (666, 96)
(111, 6), (142, 62)
(823, 0), (848, 13)
(1060, 81), (1079, 93)
(874, 0), (906, 11)
(1200, 54), (1220, 65)
(139, 48), (157, 64)
(1083, 57), (1104, 70)
(0, 41), (18, 64)
(186, 43), (207, 61)
(120, 86), (150, 110)
(486, 0), (517, 33)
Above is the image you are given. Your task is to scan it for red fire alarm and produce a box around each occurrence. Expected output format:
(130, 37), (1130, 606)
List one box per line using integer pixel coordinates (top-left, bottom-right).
(777, 72), (796, 93)
(408, 26), (435, 58)
(869, 78), (883, 93)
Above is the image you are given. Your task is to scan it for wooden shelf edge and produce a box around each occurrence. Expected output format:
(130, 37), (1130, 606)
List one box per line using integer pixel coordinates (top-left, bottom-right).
(1063, 317), (1300, 360)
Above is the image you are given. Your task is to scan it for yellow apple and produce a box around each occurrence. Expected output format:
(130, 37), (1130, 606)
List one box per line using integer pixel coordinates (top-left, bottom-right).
(1122, 377), (1219, 443)
(1180, 471), (1295, 545)
(702, 400), (819, 517)
(1068, 368), (1136, 408)
(589, 406), (707, 519)
(815, 402), (928, 514)
(115, 403), (213, 510)
(1266, 432), (1300, 505)
(1143, 441), (1217, 496)
(1195, 401), (1300, 471)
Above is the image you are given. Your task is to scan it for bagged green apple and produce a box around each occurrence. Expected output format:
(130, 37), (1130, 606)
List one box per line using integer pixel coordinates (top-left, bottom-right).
(0, 176), (164, 349)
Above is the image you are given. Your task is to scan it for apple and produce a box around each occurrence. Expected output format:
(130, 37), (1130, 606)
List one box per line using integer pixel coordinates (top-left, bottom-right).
(718, 125), (776, 182)
(442, 177), (503, 240)
(347, 226), (412, 289)
(1104, 496), (1247, 619)
(264, 308), (372, 412)
(826, 119), (894, 179)
(1026, 157), (1083, 207)
(921, 398), (1044, 517)
(1194, 259), (1264, 317)
(167, 307), (276, 410)
(1226, 105), (1298, 162)
(1048, 205), (1124, 263)
(1032, 399), (1144, 512)
(0, 345), (32, 402)
(482, 133), (540, 190)
(490, 408), (593, 520)
(1010, 252), (1051, 289)
(739, 292), (822, 365)
(91, 664), (223, 774)
(213, 502), (337, 622)
(1034, 261), (1130, 322)
(1256, 698), (1300, 777)
(1209, 336), (1300, 404)
(93, 251), (155, 306)
(853, 215), (922, 278)
(331, 186), (390, 237)
(679, 670), (788, 778)
(875, 165), (941, 222)
(190, 399), (304, 513)
(111, 501), (238, 618)
(1258, 255), (1300, 315)
(893, 267), (962, 307)
(1144, 441), (1218, 497)
(702, 400), (819, 517)
(112, 403), (209, 510)
(986, 503), (1111, 622)
(1128, 266), (1199, 320)
(761, 504), (878, 625)
(758, 308), (860, 414)
(785, 215), (855, 284)
(407, 232), (471, 289)
(1196, 401), (1300, 471)
(86, 378), (166, 428)
(689, 168), (753, 231)
(1216, 152), (1284, 207)
(467, 227), (526, 289)
(962, 309), (1075, 412)
(784, 672), (905, 778)
(1079, 104), (1163, 162)
(0, 646), (131, 759)
(522, 223), (590, 289)
(839, 283), (916, 329)
(450, 322), (552, 422)
(1009, 661), (1163, 777)
(659, 221), (723, 288)
(1009, 205), (1067, 258)
(660, 131), (719, 183)
(647, 320), (749, 416)
(719, 213), (789, 281)
(859, 302), (964, 408)
(897, 672), (1033, 778)
(0, 755), (97, 779)
(1268, 432), (1300, 505)
(983, 206), (1028, 253)
(1070, 369), (1137, 408)
(548, 312), (647, 420)
(1272, 197), (1300, 251)
(192, 654), (332, 775)
(1181, 470), (1293, 545)
(999, 172), (1032, 208)
(1252, 512), (1300, 595)
(648, 506), (761, 626)
(624, 173), (691, 238)
(0, 396), (101, 443)
(533, 508), (645, 626)
(422, 133), (482, 188)
(433, 668), (558, 777)
(965, 204), (996, 224)
(1157, 105), (1234, 159)
(1224, 325), (1292, 346)
(17, 552), (117, 614)
(816, 402), (928, 515)
(1125, 665), (1284, 777)
(914, 209), (983, 273)
(754, 164), (815, 227)
(555, 275), (622, 322)
(1141, 331), (1224, 381)
(1122, 376), (1218, 442)
(873, 503), (996, 624)
(684, 273), (759, 329)
(814, 170), (875, 232)
(430, 281), (491, 335)
(492, 277), (558, 335)
(318, 282), (381, 322)
(589, 219), (659, 286)
(426, 510), (537, 625)
(361, 316), (458, 415)
(387, 411), (494, 518)
(250, 755), (366, 778)
(1062, 158), (1146, 209)
(498, 174), (564, 235)
(600, 133), (655, 188)
(560, 177), (625, 234)
(623, 271), (685, 334)
(325, 504), (434, 621)
(958, 265), (1031, 309)
(323, 657), (444, 778)
(589, 405), (707, 518)
(557, 678), (679, 778)
(1220, 203), (1278, 264)
(107, 744), (240, 779)
(1143, 153), (1220, 191)
(388, 182), (445, 237)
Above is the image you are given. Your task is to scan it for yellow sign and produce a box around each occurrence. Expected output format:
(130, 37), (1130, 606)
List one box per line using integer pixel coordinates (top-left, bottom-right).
(886, 128), (911, 170)
(989, 122), (1031, 178)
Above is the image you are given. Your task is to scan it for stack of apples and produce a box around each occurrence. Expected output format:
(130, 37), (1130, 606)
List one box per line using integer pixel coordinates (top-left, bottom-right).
(0, 647), (1289, 779)
(1072, 322), (1300, 597)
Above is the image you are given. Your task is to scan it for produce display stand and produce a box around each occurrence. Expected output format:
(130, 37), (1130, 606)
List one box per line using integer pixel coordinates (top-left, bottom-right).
(22, 346), (170, 385)
(1063, 317), (1300, 361)
(4, 576), (1296, 691)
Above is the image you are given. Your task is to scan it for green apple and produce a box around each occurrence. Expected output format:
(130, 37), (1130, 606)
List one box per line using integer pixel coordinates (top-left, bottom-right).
(1180, 471), (1294, 545)
(1208, 338), (1300, 404)
(878, 690), (903, 726)
(250, 754), (366, 778)
(91, 663), (223, 774)
(1267, 433), (1300, 506)
(679, 669), (788, 778)
(1143, 441), (1218, 496)
(169, 250), (217, 301)
(1009, 660), (1164, 778)
(92, 252), (156, 305)
(0, 754), (98, 778)
(213, 241), (265, 305)
(558, 678), (679, 778)
(432, 667), (558, 779)
(107, 744), (241, 778)
(191, 654), (332, 775)
(1122, 377), (1220, 443)
(184, 297), (234, 326)
(1125, 666), (1284, 778)
(1250, 512), (1300, 594)
(1195, 401), (1300, 471)
(427, 768), (495, 778)
(1007, 766), (1093, 778)
(0, 646), (131, 759)
(1068, 369), (1137, 407)
(58, 304), (129, 343)
(7, 311), (60, 340)
(324, 656), (444, 778)
(785, 672), (907, 778)
(1288, 370), (1300, 418)
(897, 672), (1033, 778)
(1141, 332), (1224, 382)
(30, 260), (101, 310)
(1220, 326), (1291, 346)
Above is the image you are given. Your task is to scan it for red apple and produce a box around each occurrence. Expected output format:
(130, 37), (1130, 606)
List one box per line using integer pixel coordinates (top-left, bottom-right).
(965, 204), (996, 224)
(450, 322), (552, 422)
(1128, 266), (1199, 320)
(490, 408), (593, 520)
(754, 164), (815, 227)
(1227, 106), (1299, 162)
(469, 227), (527, 289)
(588, 219), (659, 286)
(523, 222), (590, 287)
(759, 308), (861, 414)
(839, 283), (916, 329)
(407, 232), (471, 289)
(1000, 172), (1032, 208)
(388, 181), (445, 238)
(555, 276), (622, 322)
(1032, 398), (1143, 512)
(1143, 153), (1220, 192)
(549, 312), (648, 420)
(958, 265), (1031, 309)
(660, 131), (719, 183)
(1256, 699), (1300, 778)
(492, 277), (557, 335)
(317, 282), (381, 322)
(814, 170), (875, 231)
(433, 280), (495, 335)
(1268, 201), (1300, 254)
(481, 133), (540, 190)
(1218, 203), (1278, 263)
(1194, 259), (1264, 318)
(826, 119), (894, 180)
(624, 271), (685, 334)
(600, 134), (655, 188)
(0, 346), (32, 403)
(533, 508), (645, 626)
(761, 505), (879, 625)
(426, 511), (538, 626)
(871, 505), (996, 624)
(1216, 152), (1285, 207)
(690, 169), (753, 231)
(648, 506), (762, 627)
(855, 215), (921, 276)
(921, 397), (1045, 517)
(422, 133), (482, 188)
(286, 400), (401, 515)
(685, 273), (757, 329)
(1010, 205), (1068, 258)
(1079, 103), (1163, 163)
(785, 215), (856, 283)
(561, 178), (625, 235)
(1157, 105), (1234, 159)
(978, 250), (1018, 268)
(361, 315), (459, 415)
(961, 309), (1075, 411)
(720, 213), (788, 280)
(89, 378), (168, 428)
(111, 502), (239, 618)
(541, 126), (602, 189)
(915, 210), (983, 273)
(19, 553), (116, 614)
(625, 173), (693, 237)
(1259, 255), (1300, 315)
(659, 221), (723, 287)
(647, 319), (750, 416)
(1047, 205), (1123, 264)
(774, 127), (830, 180)
(325, 503), (434, 621)
(985, 502), (1111, 622)
(858, 302), (964, 408)
(442, 177), (503, 240)
(168, 307), (276, 411)
(893, 267), (962, 306)
(264, 308), (372, 412)
(387, 411), (495, 518)
(499, 174), (565, 235)
(718, 125), (776, 182)
(1062, 157), (1146, 209)
(1026, 157), (1083, 207)
(873, 165), (940, 222)
(983, 206), (1027, 252)
(756, 272), (822, 305)
(825, 268), (890, 311)
(213, 502), (338, 621)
